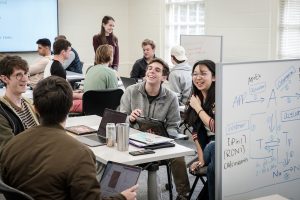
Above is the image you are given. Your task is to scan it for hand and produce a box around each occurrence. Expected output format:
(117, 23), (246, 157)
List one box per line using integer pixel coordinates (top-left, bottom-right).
(190, 158), (205, 172)
(121, 184), (138, 200)
(189, 95), (202, 113)
(129, 109), (142, 122)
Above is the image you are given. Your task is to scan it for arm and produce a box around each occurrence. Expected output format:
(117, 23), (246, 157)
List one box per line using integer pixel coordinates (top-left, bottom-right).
(189, 95), (215, 132)
(168, 73), (182, 100)
(29, 57), (49, 75)
(130, 61), (141, 80)
(62, 51), (75, 69)
(0, 114), (14, 153)
(165, 95), (181, 137)
(92, 35), (100, 53)
(112, 40), (119, 68)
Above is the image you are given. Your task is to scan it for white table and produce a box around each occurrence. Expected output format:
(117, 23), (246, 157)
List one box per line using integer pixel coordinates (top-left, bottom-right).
(66, 115), (194, 200)
(66, 70), (84, 81)
(250, 194), (289, 200)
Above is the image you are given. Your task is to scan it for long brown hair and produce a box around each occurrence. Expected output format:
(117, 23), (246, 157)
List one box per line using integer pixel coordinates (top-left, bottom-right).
(99, 16), (118, 46)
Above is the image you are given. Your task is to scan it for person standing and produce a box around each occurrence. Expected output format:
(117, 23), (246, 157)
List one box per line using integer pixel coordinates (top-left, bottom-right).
(130, 39), (156, 81)
(184, 60), (216, 200)
(168, 45), (192, 105)
(93, 15), (119, 70)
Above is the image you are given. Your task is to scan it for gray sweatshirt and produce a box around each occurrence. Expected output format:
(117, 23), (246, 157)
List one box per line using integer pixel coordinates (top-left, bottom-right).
(168, 61), (192, 105)
(120, 82), (181, 137)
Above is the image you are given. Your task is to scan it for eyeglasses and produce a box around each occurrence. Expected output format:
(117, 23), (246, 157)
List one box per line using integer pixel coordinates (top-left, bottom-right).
(192, 72), (208, 78)
(11, 72), (30, 81)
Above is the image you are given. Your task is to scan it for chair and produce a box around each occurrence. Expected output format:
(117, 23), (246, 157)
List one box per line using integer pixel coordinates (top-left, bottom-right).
(0, 178), (34, 200)
(187, 159), (208, 200)
(82, 89), (124, 116)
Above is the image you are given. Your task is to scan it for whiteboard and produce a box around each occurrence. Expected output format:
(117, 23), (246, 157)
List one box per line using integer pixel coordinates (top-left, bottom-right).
(216, 59), (300, 200)
(180, 35), (222, 66)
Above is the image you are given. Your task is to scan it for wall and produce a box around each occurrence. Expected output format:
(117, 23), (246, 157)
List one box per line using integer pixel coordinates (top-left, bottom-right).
(8, 0), (280, 76)
(205, 0), (279, 62)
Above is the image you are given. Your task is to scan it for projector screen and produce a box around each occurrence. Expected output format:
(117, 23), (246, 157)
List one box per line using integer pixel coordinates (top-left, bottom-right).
(0, 0), (58, 52)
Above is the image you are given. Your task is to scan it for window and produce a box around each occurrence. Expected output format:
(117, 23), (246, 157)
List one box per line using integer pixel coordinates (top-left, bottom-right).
(165, 0), (205, 62)
(278, 0), (300, 59)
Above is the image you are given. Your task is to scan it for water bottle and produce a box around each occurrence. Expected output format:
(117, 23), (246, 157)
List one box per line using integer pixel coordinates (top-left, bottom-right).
(106, 123), (116, 147)
(116, 123), (130, 151)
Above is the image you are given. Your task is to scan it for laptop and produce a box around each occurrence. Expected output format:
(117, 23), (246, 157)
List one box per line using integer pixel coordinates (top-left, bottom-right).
(135, 116), (169, 137)
(120, 77), (136, 89)
(76, 109), (127, 147)
(129, 129), (174, 146)
(100, 161), (142, 198)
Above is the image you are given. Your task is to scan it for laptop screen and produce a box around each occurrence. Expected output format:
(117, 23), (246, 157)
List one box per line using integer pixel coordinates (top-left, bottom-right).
(97, 108), (127, 137)
(100, 161), (141, 198)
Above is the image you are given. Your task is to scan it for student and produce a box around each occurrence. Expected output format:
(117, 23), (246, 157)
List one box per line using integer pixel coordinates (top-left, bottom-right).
(71, 44), (118, 113)
(44, 38), (72, 79)
(29, 38), (52, 88)
(168, 45), (192, 105)
(55, 35), (83, 74)
(93, 15), (119, 70)
(130, 39), (156, 81)
(0, 55), (39, 152)
(184, 60), (216, 200)
(120, 58), (190, 200)
(0, 76), (138, 200)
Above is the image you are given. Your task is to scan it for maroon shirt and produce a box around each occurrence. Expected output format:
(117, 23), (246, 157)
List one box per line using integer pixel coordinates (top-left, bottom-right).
(93, 34), (119, 69)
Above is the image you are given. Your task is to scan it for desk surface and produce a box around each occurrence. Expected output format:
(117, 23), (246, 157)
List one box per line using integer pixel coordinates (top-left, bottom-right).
(66, 70), (84, 81)
(66, 115), (194, 165)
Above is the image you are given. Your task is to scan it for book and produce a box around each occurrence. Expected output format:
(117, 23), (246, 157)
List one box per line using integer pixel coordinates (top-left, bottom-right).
(66, 125), (97, 135)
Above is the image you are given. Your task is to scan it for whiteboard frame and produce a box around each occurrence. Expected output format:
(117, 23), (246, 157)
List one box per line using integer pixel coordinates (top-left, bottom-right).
(180, 34), (223, 65)
(216, 58), (300, 200)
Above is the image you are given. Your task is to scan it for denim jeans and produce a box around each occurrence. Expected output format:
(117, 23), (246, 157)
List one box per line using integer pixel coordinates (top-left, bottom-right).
(203, 141), (215, 200)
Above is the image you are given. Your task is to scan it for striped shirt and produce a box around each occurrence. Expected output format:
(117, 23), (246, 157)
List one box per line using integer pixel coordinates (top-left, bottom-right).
(13, 99), (37, 129)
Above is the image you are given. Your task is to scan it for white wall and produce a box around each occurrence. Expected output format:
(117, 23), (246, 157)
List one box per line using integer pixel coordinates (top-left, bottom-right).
(9, 0), (280, 75)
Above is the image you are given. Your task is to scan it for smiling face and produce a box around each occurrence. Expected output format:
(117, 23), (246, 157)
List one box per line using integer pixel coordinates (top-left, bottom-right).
(2, 69), (29, 95)
(192, 64), (215, 96)
(145, 61), (167, 86)
(103, 19), (115, 35)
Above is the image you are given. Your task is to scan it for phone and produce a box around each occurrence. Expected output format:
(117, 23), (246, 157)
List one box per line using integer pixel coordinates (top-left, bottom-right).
(129, 149), (155, 156)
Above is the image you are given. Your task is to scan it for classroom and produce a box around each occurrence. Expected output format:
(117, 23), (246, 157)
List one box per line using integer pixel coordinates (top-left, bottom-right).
(0, 0), (299, 200)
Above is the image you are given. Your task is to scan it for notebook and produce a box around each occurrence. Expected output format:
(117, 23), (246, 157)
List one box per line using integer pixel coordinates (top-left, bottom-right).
(100, 161), (141, 198)
(75, 109), (127, 147)
(120, 77), (136, 89)
(66, 125), (97, 135)
(129, 130), (174, 145)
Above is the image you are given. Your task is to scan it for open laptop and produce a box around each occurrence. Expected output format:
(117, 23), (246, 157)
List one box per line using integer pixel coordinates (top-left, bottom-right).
(100, 161), (141, 198)
(120, 77), (136, 89)
(76, 109), (127, 146)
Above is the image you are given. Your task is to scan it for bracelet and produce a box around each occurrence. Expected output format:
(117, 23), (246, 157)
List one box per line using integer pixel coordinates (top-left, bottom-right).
(197, 109), (204, 115)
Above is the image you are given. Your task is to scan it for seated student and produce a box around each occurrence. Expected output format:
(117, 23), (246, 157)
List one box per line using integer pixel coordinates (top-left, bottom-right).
(0, 76), (138, 200)
(120, 58), (190, 200)
(55, 35), (83, 74)
(168, 45), (192, 105)
(44, 38), (72, 79)
(130, 39), (156, 81)
(29, 38), (53, 88)
(0, 55), (39, 152)
(184, 60), (216, 200)
(71, 44), (118, 113)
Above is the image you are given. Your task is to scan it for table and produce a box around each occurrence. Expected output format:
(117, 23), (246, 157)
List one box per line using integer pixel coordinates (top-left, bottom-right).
(66, 70), (84, 82)
(66, 115), (194, 200)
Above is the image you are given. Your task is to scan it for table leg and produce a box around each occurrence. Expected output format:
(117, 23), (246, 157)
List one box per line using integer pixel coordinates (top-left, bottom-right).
(147, 163), (162, 200)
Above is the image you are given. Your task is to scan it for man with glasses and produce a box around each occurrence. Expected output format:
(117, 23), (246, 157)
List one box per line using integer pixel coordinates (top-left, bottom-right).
(29, 38), (52, 88)
(0, 55), (39, 152)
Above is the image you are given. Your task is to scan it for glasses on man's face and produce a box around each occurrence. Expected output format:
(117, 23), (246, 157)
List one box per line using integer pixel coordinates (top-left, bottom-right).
(192, 72), (209, 78)
(11, 72), (30, 81)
